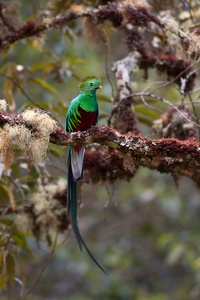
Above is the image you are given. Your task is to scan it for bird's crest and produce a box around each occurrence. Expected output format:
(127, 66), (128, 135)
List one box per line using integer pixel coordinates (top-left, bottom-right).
(78, 76), (101, 90)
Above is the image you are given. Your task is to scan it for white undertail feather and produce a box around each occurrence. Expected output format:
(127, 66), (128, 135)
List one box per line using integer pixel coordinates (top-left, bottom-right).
(71, 147), (85, 181)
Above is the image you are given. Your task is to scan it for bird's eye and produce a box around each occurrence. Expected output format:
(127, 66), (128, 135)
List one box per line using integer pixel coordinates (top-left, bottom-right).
(90, 83), (93, 86)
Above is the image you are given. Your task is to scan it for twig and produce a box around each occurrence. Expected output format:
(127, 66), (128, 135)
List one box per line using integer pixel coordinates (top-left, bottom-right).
(187, 91), (200, 140)
(0, 2), (16, 32)
(102, 29), (115, 99)
(0, 73), (39, 107)
(132, 92), (200, 128)
(151, 61), (198, 94)
(0, 73), (62, 126)
(20, 233), (58, 300)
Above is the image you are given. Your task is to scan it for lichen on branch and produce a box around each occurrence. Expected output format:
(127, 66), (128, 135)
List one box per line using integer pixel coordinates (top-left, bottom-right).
(51, 125), (200, 184)
(0, 1), (194, 57)
(14, 177), (69, 242)
(0, 107), (199, 184)
(0, 101), (57, 172)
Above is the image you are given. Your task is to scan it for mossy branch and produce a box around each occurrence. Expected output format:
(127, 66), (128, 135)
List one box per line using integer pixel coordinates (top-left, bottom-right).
(0, 110), (200, 185)
(0, 2), (191, 50)
(51, 126), (200, 184)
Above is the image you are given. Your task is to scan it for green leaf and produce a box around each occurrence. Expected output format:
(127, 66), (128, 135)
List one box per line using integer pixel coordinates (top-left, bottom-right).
(12, 229), (34, 258)
(135, 106), (160, 118)
(68, 57), (86, 65)
(0, 217), (13, 226)
(30, 77), (60, 95)
(64, 30), (75, 43)
(98, 112), (109, 120)
(134, 98), (158, 105)
(97, 95), (111, 103)
(0, 251), (7, 291)
(0, 182), (15, 210)
(12, 250), (26, 295)
(0, 62), (13, 73)
(31, 61), (55, 71)
(137, 116), (153, 127)
(167, 244), (185, 266)
(156, 232), (173, 248)
(6, 253), (15, 285)
(49, 145), (65, 157)
(0, 273), (7, 291)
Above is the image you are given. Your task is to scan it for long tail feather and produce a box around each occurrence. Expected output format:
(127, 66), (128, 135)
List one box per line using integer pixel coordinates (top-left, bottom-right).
(70, 147), (85, 181)
(67, 147), (82, 250)
(67, 147), (108, 275)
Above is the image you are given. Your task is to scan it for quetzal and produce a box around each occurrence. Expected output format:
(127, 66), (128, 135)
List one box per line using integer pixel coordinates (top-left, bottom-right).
(66, 76), (107, 274)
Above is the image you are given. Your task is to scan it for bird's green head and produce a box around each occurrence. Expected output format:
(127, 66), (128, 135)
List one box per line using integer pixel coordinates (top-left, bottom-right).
(78, 76), (102, 93)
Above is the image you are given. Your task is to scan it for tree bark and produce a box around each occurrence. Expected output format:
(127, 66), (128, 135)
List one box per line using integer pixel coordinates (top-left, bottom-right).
(1, 111), (199, 185)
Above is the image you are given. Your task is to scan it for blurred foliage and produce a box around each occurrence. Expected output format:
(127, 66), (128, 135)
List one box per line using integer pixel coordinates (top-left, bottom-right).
(0, 0), (200, 299)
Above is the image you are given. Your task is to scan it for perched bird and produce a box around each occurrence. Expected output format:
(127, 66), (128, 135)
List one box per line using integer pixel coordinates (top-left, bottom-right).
(66, 76), (107, 275)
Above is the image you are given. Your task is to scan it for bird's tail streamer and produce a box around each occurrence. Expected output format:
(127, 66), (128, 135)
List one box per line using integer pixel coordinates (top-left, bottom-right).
(67, 147), (108, 275)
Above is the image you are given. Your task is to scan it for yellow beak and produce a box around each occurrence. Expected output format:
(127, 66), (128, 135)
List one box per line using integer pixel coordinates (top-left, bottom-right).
(98, 85), (103, 89)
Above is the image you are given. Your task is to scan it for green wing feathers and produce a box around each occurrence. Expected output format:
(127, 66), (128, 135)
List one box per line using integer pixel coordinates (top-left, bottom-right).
(66, 97), (81, 132)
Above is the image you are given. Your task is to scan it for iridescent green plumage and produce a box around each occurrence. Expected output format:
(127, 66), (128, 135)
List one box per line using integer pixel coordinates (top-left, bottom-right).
(66, 77), (107, 275)
(66, 77), (100, 132)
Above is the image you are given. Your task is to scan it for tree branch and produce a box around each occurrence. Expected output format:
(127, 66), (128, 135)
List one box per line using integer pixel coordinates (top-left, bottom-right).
(0, 111), (199, 185)
(0, 2), (191, 50)
(0, 9), (89, 48)
(51, 126), (200, 184)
